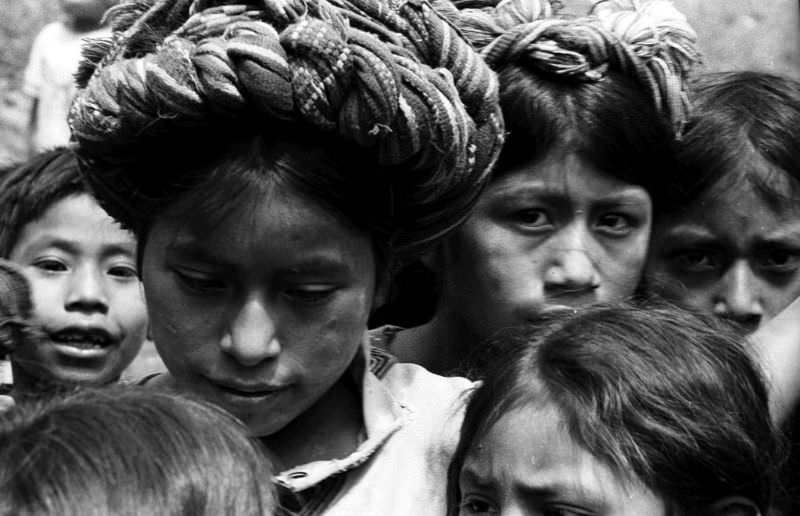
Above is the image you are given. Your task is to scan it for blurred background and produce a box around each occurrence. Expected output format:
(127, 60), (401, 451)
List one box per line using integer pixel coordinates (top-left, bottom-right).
(0, 0), (798, 164)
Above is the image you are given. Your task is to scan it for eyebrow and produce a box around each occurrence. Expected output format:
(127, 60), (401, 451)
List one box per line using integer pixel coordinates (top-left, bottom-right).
(166, 240), (353, 275)
(25, 237), (135, 258)
(489, 184), (649, 205)
(517, 481), (607, 510)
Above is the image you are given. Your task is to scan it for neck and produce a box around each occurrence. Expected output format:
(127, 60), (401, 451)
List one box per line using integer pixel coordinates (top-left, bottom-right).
(390, 310), (479, 376)
(262, 375), (364, 471)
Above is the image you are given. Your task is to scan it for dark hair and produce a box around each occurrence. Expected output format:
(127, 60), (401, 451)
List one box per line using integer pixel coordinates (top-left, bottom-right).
(0, 148), (87, 258)
(448, 304), (781, 515)
(494, 66), (674, 212)
(0, 385), (277, 516)
(664, 71), (800, 214)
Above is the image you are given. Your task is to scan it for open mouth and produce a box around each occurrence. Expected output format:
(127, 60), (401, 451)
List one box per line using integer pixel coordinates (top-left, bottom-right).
(49, 328), (115, 350)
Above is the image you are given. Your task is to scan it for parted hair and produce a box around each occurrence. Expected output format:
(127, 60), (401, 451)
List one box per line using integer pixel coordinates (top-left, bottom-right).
(69, 0), (505, 260)
(452, 0), (700, 212)
(0, 148), (86, 258)
(0, 385), (277, 516)
(663, 71), (800, 214)
(448, 304), (781, 515)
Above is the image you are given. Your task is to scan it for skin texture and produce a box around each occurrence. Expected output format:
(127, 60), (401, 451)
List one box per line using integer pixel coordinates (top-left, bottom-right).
(141, 183), (376, 449)
(458, 403), (666, 516)
(392, 150), (652, 372)
(647, 171), (800, 334)
(9, 194), (147, 386)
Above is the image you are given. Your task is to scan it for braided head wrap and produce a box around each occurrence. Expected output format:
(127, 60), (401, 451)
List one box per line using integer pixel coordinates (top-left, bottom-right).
(456, 0), (699, 135)
(70, 0), (504, 258)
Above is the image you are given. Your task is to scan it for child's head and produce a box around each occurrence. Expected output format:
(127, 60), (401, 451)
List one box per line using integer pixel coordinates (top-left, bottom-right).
(449, 304), (779, 516)
(69, 0), (503, 435)
(430, 0), (698, 343)
(0, 385), (276, 515)
(647, 71), (800, 333)
(59, 0), (114, 31)
(0, 148), (147, 389)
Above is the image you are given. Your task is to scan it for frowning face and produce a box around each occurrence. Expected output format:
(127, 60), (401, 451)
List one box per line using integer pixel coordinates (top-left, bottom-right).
(436, 151), (652, 343)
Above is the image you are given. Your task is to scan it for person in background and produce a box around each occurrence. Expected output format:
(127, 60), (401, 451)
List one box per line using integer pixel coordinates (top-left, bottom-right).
(23, 0), (115, 155)
(380, 0), (700, 375)
(0, 148), (148, 400)
(645, 70), (800, 516)
(0, 385), (277, 515)
(449, 304), (781, 516)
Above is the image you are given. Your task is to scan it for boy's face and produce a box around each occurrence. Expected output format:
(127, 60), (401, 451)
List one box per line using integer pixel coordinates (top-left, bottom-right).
(141, 184), (376, 437)
(9, 193), (147, 385)
(647, 176), (800, 333)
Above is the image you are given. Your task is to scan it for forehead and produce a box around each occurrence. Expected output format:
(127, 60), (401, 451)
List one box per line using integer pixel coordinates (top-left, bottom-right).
(152, 186), (373, 270)
(462, 404), (664, 515)
(14, 194), (135, 251)
(486, 152), (650, 204)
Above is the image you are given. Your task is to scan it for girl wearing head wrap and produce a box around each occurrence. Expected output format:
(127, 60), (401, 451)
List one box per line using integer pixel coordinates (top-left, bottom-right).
(69, 0), (504, 513)
(380, 0), (701, 375)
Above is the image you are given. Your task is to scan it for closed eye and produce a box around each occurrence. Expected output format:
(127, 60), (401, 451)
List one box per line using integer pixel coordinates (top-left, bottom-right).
(283, 286), (338, 305)
(173, 268), (227, 294)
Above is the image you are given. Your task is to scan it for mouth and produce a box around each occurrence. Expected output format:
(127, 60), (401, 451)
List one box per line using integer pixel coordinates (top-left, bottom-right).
(47, 327), (117, 355)
(208, 377), (289, 399)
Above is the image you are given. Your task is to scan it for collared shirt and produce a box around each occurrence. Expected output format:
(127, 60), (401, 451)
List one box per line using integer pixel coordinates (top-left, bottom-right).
(276, 336), (474, 515)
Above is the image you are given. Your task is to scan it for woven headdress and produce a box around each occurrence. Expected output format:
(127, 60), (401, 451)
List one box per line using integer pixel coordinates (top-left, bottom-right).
(455, 0), (700, 134)
(69, 0), (505, 255)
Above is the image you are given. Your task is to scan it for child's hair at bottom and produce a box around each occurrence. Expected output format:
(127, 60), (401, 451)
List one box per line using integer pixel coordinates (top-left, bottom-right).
(448, 303), (781, 515)
(0, 385), (277, 516)
(0, 147), (86, 258)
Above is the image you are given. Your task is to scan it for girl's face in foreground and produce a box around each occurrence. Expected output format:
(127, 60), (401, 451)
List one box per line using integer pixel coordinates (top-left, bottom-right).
(10, 194), (147, 385)
(458, 404), (666, 516)
(437, 151), (651, 339)
(647, 169), (800, 333)
(141, 184), (376, 436)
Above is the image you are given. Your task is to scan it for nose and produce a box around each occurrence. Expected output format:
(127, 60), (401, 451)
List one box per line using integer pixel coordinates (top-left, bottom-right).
(65, 264), (109, 314)
(713, 261), (763, 331)
(221, 295), (281, 367)
(543, 225), (599, 297)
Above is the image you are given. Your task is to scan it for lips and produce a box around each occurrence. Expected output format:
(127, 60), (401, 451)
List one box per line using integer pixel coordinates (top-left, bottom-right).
(208, 377), (288, 399)
(48, 327), (116, 350)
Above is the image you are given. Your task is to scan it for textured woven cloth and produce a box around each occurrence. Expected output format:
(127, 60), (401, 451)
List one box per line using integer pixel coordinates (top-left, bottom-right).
(70, 0), (506, 256)
(454, 0), (700, 135)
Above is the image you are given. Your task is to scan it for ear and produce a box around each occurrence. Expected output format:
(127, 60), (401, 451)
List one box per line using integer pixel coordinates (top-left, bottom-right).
(710, 496), (761, 516)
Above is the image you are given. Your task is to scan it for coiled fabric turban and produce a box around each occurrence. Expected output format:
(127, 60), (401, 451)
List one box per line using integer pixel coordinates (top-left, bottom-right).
(69, 0), (505, 255)
(454, 0), (700, 135)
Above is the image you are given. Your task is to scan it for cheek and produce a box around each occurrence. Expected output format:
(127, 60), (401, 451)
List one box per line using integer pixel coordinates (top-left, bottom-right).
(26, 275), (64, 325)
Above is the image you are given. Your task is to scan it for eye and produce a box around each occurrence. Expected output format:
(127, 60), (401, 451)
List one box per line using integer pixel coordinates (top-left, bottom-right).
(108, 264), (138, 280)
(672, 249), (719, 273)
(459, 495), (498, 515)
(511, 208), (552, 231)
(594, 212), (636, 236)
(757, 248), (800, 274)
(32, 258), (68, 273)
(283, 286), (337, 305)
(173, 269), (227, 294)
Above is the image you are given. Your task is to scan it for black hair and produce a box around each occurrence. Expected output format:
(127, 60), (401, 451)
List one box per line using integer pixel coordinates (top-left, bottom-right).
(663, 71), (800, 214)
(0, 385), (277, 515)
(0, 148), (87, 258)
(448, 303), (781, 515)
(494, 66), (675, 213)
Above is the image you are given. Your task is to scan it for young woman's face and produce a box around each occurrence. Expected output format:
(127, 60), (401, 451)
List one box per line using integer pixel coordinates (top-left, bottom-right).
(10, 194), (147, 385)
(141, 184), (376, 436)
(457, 404), (666, 516)
(437, 151), (651, 341)
(647, 176), (800, 333)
